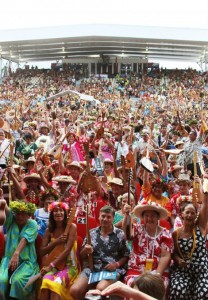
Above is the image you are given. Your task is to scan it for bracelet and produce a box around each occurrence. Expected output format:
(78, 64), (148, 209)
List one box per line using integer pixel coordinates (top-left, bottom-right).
(115, 261), (120, 268)
(50, 262), (55, 268)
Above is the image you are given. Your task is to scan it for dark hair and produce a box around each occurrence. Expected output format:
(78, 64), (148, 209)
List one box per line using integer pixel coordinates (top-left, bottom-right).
(181, 202), (197, 213)
(48, 209), (68, 233)
(132, 272), (165, 300)
(24, 133), (32, 140)
(100, 205), (115, 217)
(141, 210), (160, 218)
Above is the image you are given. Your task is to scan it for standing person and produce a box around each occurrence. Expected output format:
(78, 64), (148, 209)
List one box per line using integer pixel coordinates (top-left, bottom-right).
(39, 202), (80, 300)
(70, 205), (129, 300)
(184, 129), (203, 178)
(0, 129), (10, 169)
(169, 189), (208, 299)
(0, 199), (39, 300)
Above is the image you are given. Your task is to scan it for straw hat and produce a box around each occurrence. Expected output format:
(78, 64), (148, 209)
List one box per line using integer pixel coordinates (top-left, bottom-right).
(168, 165), (183, 173)
(52, 175), (76, 184)
(176, 173), (192, 185)
(175, 141), (184, 147)
(134, 200), (168, 220)
(109, 177), (123, 186)
(66, 161), (83, 171)
(23, 173), (42, 183)
(22, 156), (36, 167)
(104, 158), (113, 165)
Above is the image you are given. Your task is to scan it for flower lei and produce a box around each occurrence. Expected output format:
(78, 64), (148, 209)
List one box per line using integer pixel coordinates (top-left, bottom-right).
(48, 202), (69, 213)
(177, 195), (192, 205)
(10, 200), (36, 214)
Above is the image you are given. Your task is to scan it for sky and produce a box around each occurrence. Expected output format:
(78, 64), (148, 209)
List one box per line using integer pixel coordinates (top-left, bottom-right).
(0, 0), (208, 70)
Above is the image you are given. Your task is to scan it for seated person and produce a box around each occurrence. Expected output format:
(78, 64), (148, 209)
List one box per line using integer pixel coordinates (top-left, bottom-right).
(70, 205), (129, 300)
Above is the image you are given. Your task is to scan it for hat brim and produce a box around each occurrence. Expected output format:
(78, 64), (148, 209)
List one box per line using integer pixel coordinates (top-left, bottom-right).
(134, 205), (168, 220)
(23, 175), (42, 183)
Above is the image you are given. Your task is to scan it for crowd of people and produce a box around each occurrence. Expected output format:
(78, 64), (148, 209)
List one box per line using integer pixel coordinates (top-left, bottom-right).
(0, 65), (207, 300)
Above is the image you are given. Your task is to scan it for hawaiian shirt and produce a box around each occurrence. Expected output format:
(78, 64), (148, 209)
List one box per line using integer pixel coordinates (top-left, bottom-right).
(82, 226), (129, 275)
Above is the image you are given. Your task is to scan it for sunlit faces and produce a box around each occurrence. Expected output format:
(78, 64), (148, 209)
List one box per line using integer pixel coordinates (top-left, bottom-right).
(142, 210), (159, 226)
(151, 183), (163, 198)
(58, 181), (69, 193)
(40, 127), (49, 135)
(111, 183), (123, 196)
(178, 181), (190, 195)
(44, 196), (55, 211)
(68, 166), (80, 179)
(99, 212), (114, 228)
(53, 207), (65, 221)
(27, 179), (40, 189)
(182, 204), (197, 223)
(67, 134), (75, 144)
(14, 211), (30, 227)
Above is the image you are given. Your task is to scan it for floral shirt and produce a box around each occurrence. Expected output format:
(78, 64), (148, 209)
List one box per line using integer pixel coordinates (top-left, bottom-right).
(128, 223), (173, 274)
(82, 226), (130, 275)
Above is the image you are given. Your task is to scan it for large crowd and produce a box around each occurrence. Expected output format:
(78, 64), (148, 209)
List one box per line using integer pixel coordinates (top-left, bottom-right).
(0, 65), (207, 300)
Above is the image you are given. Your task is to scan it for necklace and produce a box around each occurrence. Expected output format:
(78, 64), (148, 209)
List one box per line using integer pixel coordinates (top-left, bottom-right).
(145, 225), (158, 258)
(176, 227), (196, 261)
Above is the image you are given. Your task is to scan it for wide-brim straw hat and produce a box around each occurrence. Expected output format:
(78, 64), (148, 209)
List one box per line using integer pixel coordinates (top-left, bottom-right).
(52, 175), (76, 184)
(134, 200), (168, 220)
(176, 173), (192, 185)
(168, 165), (183, 173)
(22, 156), (36, 167)
(104, 158), (113, 165)
(66, 161), (83, 171)
(109, 177), (123, 186)
(23, 173), (42, 183)
(175, 141), (184, 147)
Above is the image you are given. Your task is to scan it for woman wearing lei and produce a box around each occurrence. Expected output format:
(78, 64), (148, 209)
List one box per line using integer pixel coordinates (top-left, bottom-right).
(169, 178), (208, 299)
(0, 198), (39, 300)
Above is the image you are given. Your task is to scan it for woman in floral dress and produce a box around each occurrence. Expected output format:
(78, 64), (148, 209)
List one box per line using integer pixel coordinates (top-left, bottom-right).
(123, 200), (172, 288)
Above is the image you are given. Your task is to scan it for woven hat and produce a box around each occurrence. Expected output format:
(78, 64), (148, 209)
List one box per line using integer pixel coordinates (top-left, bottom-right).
(23, 173), (42, 183)
(104, 158), (113, 165)
(175, 141), (184, 147)
(22, 156), (36, 167)
(176, 173), (192, 185)
(168, 165), (183, 173)
(66, 161), (83, 171)
(52, 175), (76, 184)
(109, 177), (123, 186)
(134, 200), (168, 220)
(39, 123), (50, 130)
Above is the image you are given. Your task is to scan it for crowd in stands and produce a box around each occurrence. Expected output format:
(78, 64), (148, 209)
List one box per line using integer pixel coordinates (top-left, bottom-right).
(0, 66), (207, 300)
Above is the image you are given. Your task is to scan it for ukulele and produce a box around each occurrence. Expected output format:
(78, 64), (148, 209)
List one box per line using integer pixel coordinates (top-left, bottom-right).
(44, 207), (77, 270)
(125, 169), (133, 240)
(77, 142), (100, 194)
(192, 151), (201, 205)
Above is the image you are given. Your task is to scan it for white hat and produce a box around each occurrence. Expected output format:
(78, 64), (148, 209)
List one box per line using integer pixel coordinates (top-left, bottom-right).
(52, 175), (76, 184)
(109, 177), (123, 186)
(134, 200), (168, 220)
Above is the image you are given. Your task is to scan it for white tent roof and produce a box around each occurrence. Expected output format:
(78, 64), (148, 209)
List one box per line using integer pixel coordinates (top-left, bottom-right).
(0, 24), (207, 63)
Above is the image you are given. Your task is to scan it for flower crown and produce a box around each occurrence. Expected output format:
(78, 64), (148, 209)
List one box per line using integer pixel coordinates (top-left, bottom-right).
(10, 200), (36, 214)
(177, 195), (192, 205)
(151, 177), (168, 189)
(48, 202), (69, 213)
